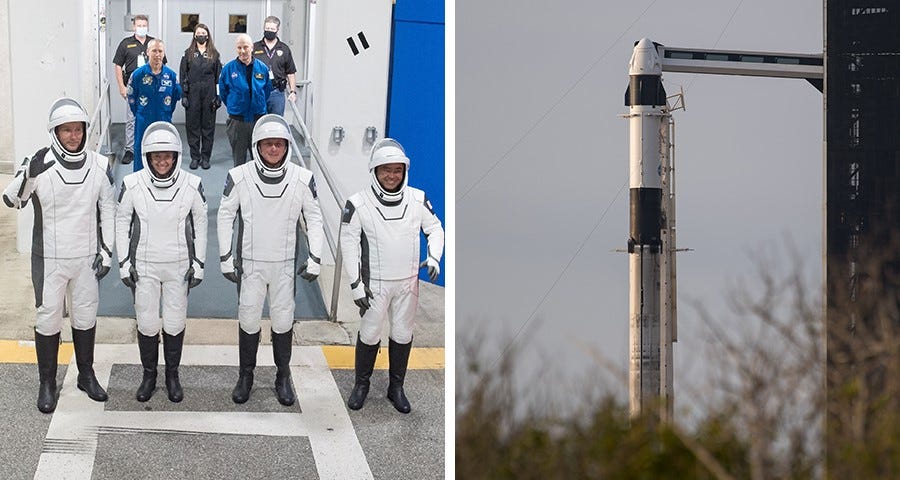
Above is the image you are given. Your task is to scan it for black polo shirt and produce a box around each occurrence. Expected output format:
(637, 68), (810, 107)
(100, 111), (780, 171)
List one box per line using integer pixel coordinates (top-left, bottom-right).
(112, 35), (168, 85)
(112, 35), (155, 85)
(252, 39), (297, 89)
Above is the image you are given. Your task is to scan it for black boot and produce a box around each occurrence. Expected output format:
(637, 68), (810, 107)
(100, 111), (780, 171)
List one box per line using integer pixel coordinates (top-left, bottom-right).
(232, 329), (259, 404)
(136, 332), (159, 402)
(163, 330), (185, 403)
(348, 333), (380, 410)
(271, 329), (296, 406)
(189, 158), (199, 170)
(200, 158), (210, 170)
(72, 326), (108, 402)
(387, 338), (412, 414)
(34, 330), (60, 413)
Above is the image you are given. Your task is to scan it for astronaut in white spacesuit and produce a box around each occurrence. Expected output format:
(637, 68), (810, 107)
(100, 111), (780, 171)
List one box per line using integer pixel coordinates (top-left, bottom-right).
(3, 98), (115, 413)
(217, 114), (324, 406)
(340, 138), (444, 413)
(116, 121), (208, 403)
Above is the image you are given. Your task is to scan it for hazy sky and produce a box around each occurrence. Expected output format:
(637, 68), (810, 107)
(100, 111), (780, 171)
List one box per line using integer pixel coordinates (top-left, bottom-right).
(456, 0), (823, 409)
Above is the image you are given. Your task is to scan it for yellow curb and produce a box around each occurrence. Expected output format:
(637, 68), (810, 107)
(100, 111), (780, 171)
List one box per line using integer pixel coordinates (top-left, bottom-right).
(0, 340), (444, 370)
(321, 346), (444, 370)
(0, 340), (75, 365)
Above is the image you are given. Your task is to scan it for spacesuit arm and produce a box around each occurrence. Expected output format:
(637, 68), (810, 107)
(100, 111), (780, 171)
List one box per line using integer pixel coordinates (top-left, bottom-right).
(95, 162), (116, 268)
(2, 158), (34, 209)
(420, 194), (445, 267)
(115, 181), (136, 277)
(339, 199), (366, 300)
(190, 182), (208, 279)
(217, 173), (239, 275)
(127, 70), (138, 115)
(218, 66), (228, 103)
(300, 178), (324, 275)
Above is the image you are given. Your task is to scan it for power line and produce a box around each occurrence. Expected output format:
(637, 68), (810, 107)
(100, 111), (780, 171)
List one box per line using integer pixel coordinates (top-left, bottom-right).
(459, 0), (661, 202)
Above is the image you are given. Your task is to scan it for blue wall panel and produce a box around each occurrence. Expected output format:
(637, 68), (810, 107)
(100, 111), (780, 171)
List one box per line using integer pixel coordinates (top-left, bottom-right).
(387, 2), (445, 286)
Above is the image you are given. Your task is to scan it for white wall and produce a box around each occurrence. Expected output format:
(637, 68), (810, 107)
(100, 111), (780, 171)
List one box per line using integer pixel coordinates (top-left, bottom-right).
(0, 0), (14, 174)
(309, 0), (393, 241)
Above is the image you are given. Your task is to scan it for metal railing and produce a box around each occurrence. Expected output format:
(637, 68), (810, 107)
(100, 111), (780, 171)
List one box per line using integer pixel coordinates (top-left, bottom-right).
(86, 80), (112, 155)
(286, 86), (348, 322)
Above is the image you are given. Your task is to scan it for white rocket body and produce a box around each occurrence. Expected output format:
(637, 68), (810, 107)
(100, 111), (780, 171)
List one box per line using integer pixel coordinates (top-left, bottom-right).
(626, 38), (667, 417)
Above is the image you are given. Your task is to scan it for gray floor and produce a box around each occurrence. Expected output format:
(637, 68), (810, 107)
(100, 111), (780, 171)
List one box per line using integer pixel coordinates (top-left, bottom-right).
(98, 123), (328, 320)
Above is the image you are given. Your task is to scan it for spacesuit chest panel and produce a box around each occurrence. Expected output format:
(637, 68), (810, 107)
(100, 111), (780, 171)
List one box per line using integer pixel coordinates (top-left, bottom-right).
(37, 162), (98, 258)
(359, 189), (421, 280)
(241, 168), (303, 261)
(133, 175), (191, 263)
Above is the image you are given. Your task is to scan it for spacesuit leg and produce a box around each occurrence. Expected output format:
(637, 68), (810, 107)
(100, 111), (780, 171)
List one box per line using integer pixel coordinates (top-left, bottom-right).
(68, 256), (99, 331)
(234, 261), (262, 404)
(268, 261), (296, 406)
(237, 261), (265, 336)
(161, 265), (187, 402)
(160, 264), (188, 336)
(33, 257), (67, 336)
(358, 280), (388, 346)
(134, 263), (164, 337)
(387, 277), (419, 345)
(268, 261), (296, 335)
(386, 278), (415, 414)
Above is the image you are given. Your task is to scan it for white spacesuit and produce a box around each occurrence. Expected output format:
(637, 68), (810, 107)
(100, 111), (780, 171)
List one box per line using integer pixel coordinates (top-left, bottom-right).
(2, 97), (115, 413)
(340, 138), (444, 413)
(217, 114), (324, 406)
(116, 121), (208, 403)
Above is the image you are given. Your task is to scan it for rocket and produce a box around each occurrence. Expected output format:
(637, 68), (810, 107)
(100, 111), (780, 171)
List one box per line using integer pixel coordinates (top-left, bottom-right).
(625, 38), (667, 417)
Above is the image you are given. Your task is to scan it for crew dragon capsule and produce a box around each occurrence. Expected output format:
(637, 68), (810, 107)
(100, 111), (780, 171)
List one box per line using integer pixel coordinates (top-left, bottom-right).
(625, 38), (667, 417)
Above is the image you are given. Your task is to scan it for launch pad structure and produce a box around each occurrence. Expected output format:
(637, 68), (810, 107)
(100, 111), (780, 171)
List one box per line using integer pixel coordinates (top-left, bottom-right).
(625, 1), (900, 424)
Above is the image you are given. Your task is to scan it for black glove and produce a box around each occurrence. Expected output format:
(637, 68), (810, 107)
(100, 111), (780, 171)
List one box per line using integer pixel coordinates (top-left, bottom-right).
(298, 262), (318, 282)
(27, 154), (55, 179)
(122, 264), (138, 289)
(184, 266), (202, 289)
(212, 97), (222, 111)
(354, 286), (373, 316)
(92, 254), (110, 280)
(181, 97), (189, 109)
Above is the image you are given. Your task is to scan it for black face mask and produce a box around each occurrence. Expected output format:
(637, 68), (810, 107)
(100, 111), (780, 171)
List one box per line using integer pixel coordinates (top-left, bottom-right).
(195, 36), (208, 45)
(264, 31), (277, 41)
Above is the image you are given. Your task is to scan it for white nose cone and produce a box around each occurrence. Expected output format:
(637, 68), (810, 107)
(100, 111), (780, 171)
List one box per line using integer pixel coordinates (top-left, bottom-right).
(629, 38), (662, 76)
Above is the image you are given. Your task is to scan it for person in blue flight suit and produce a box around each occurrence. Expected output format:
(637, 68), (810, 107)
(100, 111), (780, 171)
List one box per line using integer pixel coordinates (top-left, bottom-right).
(128, 38), (182, 172)
(219, 33), (271, 167)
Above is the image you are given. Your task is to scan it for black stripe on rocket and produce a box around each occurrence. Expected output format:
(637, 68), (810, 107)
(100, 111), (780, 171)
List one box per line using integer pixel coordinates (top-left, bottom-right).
(347, 32), (370, 56)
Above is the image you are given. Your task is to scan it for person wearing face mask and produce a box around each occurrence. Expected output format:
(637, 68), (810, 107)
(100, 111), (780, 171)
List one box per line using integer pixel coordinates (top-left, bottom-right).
(340, 138), (444, 414)
(217, 114), (323, 406)
(252, 16), (298, 116)
(3, 98), (116, 413)
(113, 14), (158, 166)
(180, 24), (223, 170)
(219, 34), (271, 167)
(128, 39), (182, 173)
(116, 122), (208, 403)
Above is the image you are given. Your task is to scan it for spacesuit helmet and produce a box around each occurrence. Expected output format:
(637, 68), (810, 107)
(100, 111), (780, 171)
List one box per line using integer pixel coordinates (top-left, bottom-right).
(251, 114), (293, 178)
(369, 138), (409, 202)
(47, 97), (90, 163)
(141, 121), (183, 188)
